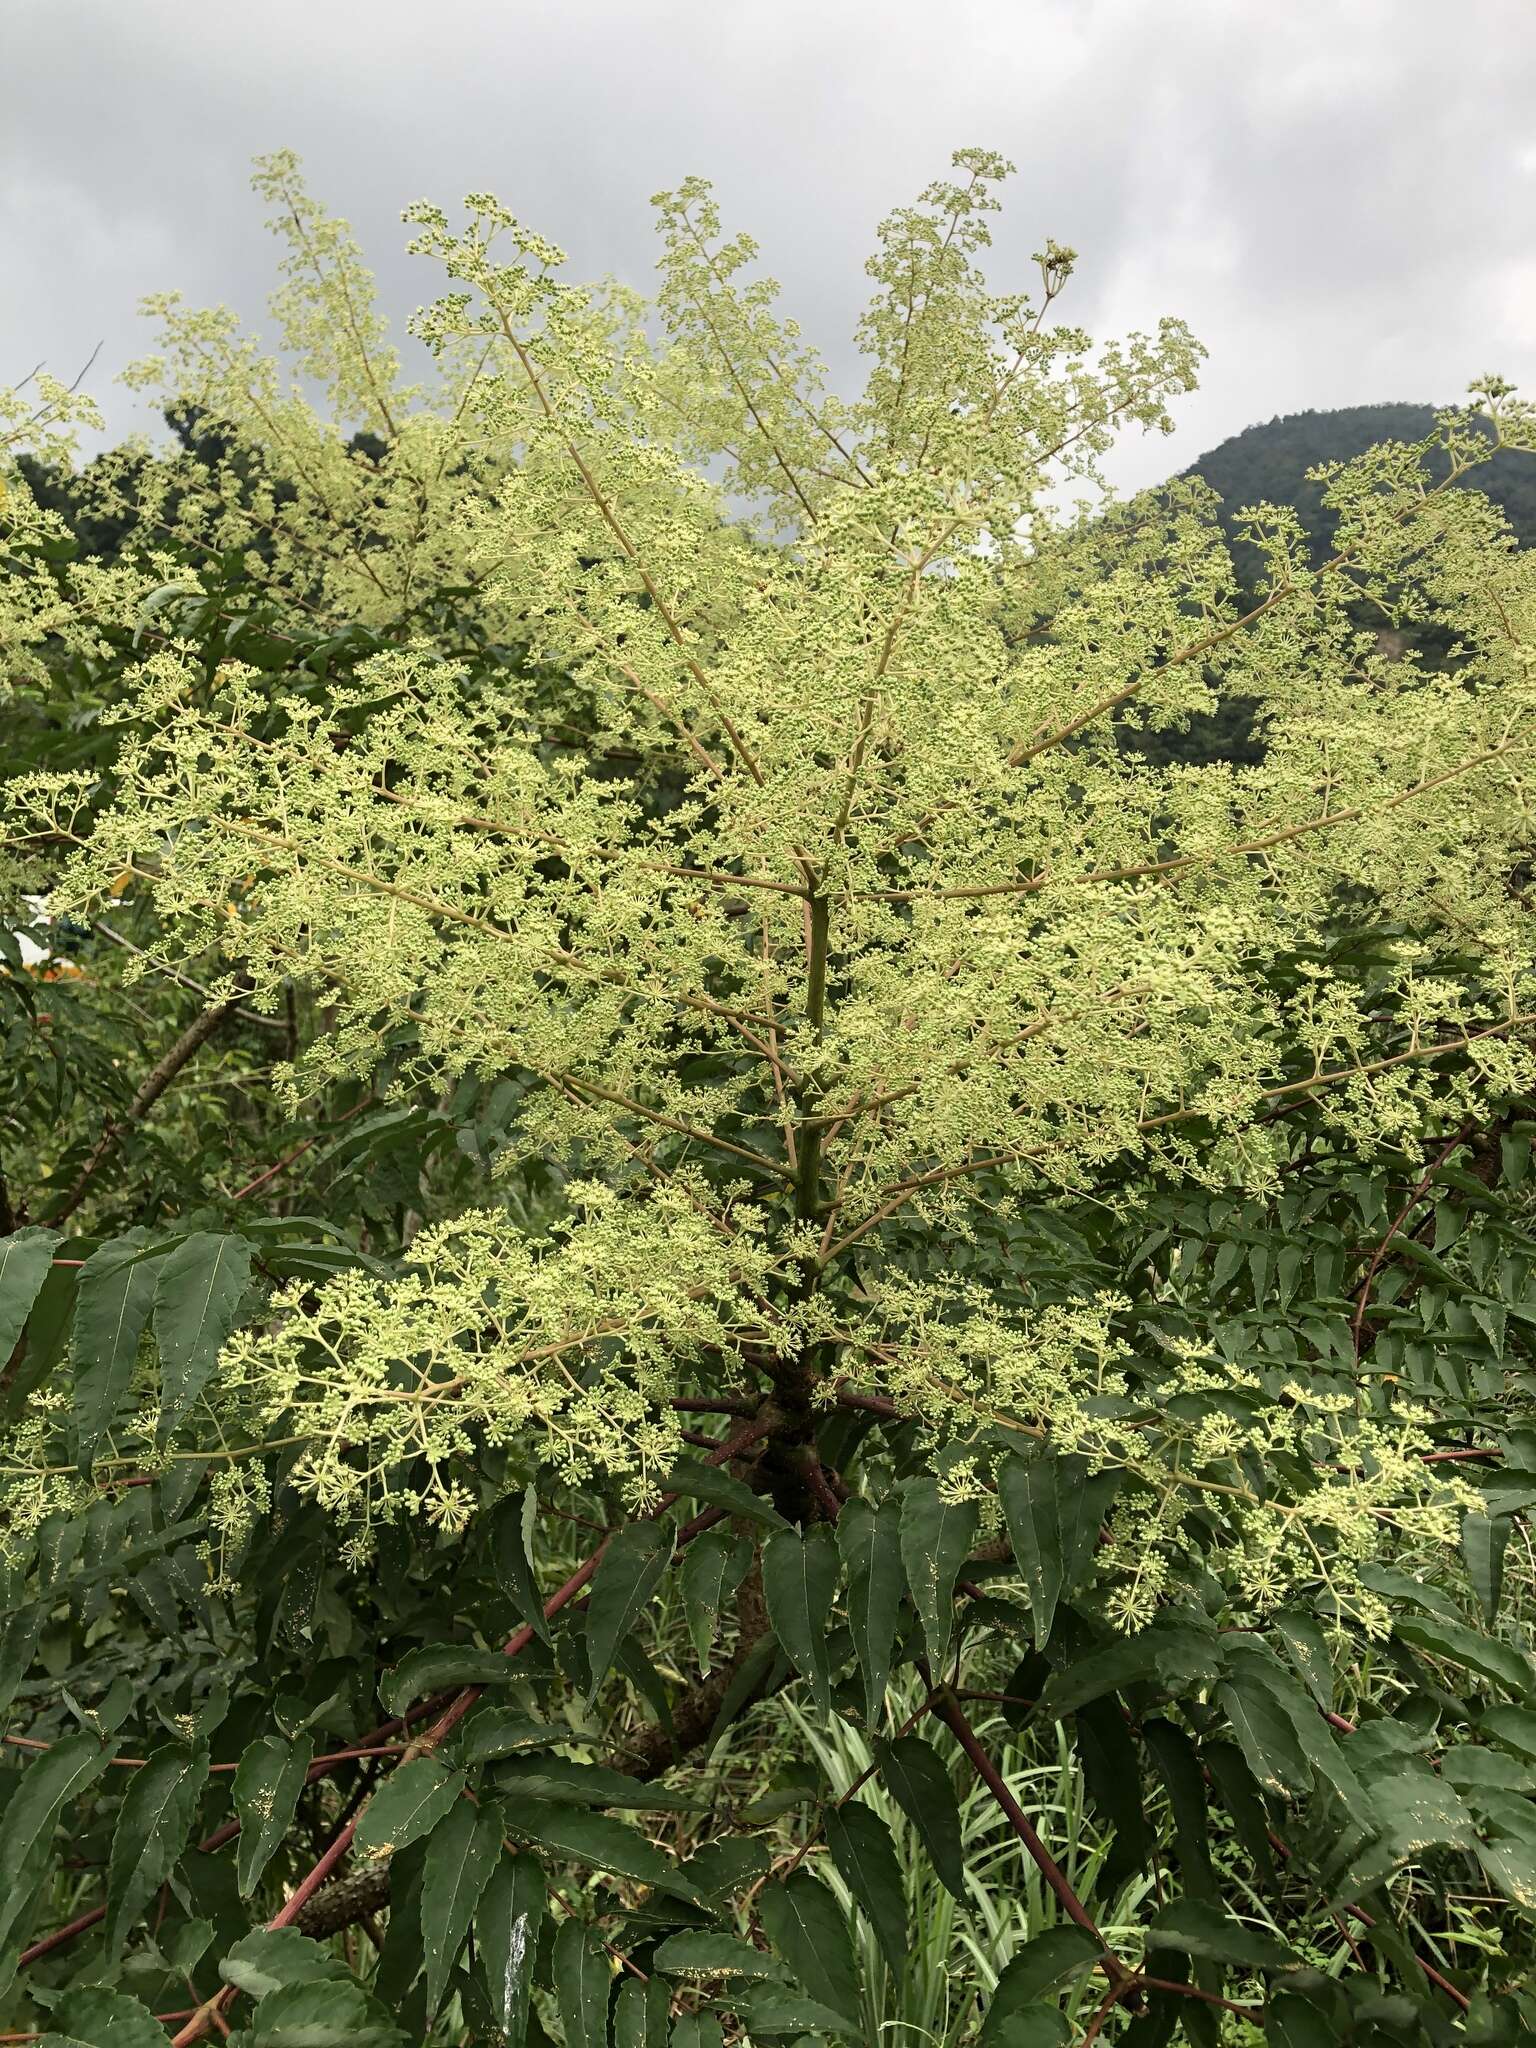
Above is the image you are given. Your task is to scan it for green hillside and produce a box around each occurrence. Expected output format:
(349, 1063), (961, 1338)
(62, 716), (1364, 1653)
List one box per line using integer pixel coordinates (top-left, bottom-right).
(1181, 399), (1536, 583)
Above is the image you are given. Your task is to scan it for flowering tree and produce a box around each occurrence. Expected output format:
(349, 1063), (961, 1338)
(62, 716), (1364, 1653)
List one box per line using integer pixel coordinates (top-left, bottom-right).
(3, 151), (1536, 2045)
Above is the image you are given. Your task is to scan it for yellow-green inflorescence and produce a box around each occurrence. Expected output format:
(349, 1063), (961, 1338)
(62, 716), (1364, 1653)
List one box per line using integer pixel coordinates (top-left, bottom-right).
(3, 147), (1534, 1632)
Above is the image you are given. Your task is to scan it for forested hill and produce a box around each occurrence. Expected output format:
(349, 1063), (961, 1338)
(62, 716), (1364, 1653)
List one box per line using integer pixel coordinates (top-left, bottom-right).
(1180, 399), (1536, 588)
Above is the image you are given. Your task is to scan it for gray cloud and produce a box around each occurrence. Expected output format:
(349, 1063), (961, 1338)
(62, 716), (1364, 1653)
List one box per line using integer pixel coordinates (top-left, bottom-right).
(5, 0), (1533, 495)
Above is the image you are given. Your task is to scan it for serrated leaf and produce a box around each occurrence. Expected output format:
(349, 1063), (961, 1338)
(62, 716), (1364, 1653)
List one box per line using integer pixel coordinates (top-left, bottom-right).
(1203, 1741), (1275, 1888)
(73, 1235), (165, 1473)
(497, 1795), (703, 1902)
(555, 1918), (612, 2048)
(739, 1991), (855, 2039)
(1395, 1614), (1534, 1694)
(105, 1743), (210, 1958)
(759, 1871), (859, 2025)
(680, 1527), (749, 1674)
(1145, 1898), (1299, 1971)
(153, 1231), (253, 1440)
(613, 1970), (672, 2048)
(492, 1486), (550, 1645)
(423, 1794), (504, 2013)
(1216, 1676), (1313, 1800)
(458, 1708), (564, 1766)
(1272, 1610), (1333, 1712)
(661, 1456), (788, 1529)
(219, 1927), (350, 1999)
(1142, 1719), (1214, 1900)
(0, 1225), (61, 1362)
(1038, 1620), (1219, 1723)
(983, 2010), (1072, 2048)
(873, 1733), (965, 1900)
(378, 1643), (517, 1716)
(247, 1977), (405, 2046)
(355, 1758), (464, 1858)
(0, 1734), (114, 1978)
(997, 1456), (1119, 1650)
(899, 1479), (978, 1668)
(1481, 1705), (1536, 1762)
(475, 1850), (546, 2047)
(672, 2018), (722, 2048)
(36, 1984), (168, 2048)
(825, 1803), (906, 1972)
(981, 1925), (1102, 2041)
(586, 1522), (671, 1704)
(837, 1498), (903, 1723)
(1077, 1695), (1151, 1892)
(1463, 1512), (1511, 1624)
(762, 1523), (840, 1714)
(653, 1931), (785, 1980)
(234, 1734), (314, 1896)
(492, 1755), (704, 1813)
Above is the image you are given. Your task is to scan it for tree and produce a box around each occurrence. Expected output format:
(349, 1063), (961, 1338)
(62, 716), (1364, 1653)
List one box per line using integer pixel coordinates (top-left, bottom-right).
(3, 148), (1536, 2045)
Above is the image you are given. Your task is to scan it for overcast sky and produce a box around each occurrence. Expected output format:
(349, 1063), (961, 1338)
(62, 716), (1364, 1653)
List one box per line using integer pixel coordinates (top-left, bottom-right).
(5, 0), (1534, 496)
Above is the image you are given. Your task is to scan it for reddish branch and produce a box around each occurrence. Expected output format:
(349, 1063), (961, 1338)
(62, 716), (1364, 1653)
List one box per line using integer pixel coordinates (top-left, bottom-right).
(44, 997), (243, 1227)
(155, 1414), (774, 2045)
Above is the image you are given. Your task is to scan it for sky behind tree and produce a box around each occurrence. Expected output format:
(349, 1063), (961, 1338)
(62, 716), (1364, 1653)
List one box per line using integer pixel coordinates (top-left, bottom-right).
(5, 0), (1534, 495)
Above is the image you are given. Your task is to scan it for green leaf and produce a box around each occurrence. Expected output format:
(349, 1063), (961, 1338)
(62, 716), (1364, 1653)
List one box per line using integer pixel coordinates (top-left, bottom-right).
(554, 1919), (612, 2048)
(492, 1486), (551, 1645)
(475, 1850), (546, 2047)
(1142, 1719), (1214, 1900)
(153, 1230), (252, 1440)
(825, 1803), (907, 1972)
(671, 2018), (722, 2048)
(738, 1992), (855, 2039)
(36, 1985), (168, 2048)
(981, 2010), (1071, 2048)
(354, 1758), (464, 1858)
(653, 1931), (785, 1981)
(1203, 1741), (1276, 1888)
(997, 1455), (1119, 1649)
(497, 1796), (703, 1903)
(105, 1743), (210, 1959)
(1145, 1898), (1299, 1971)
(0, 1225), (61, 1362)
(234, 1734), (314, 1896)
(491, 1755), (704, 1812)
(1395, 1614), (1534, 1695)
(378, 1643), (517, 1715)
(680, 1527), (749, 1674)
(422, 1794), (504, 2013)
(613, 1971), (672, 2048)
(836, 1497), (904, 1723)
(1038, 1620), (1220, 1722)
(661, 1456), (788, 1529)
(899, 1478), (978, 1668)
(1463, 1512), (1511, 1624)
(1480, 1705), (1536, 1762)
(586, 1522), (671, 1704)
(761, 1523), (840, 1713)
(705, 1634), (781, 1756)
(758, 1871), (860, 2025)
(73, 1234), (165, 1473)
(458, 1709), (565, 1766)
(981, 1925), (1102, 2038)
(247, 1978), (405, 2046)
(1215, 1676), (1313, 1799)
(0, 1735), (113, 1982)
(1272, 1609), (1333, 1712)
(873, 1733), (965, 1900)
(1076, 1696), (1151, 1893)
(220, 1927), (350, 1999)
